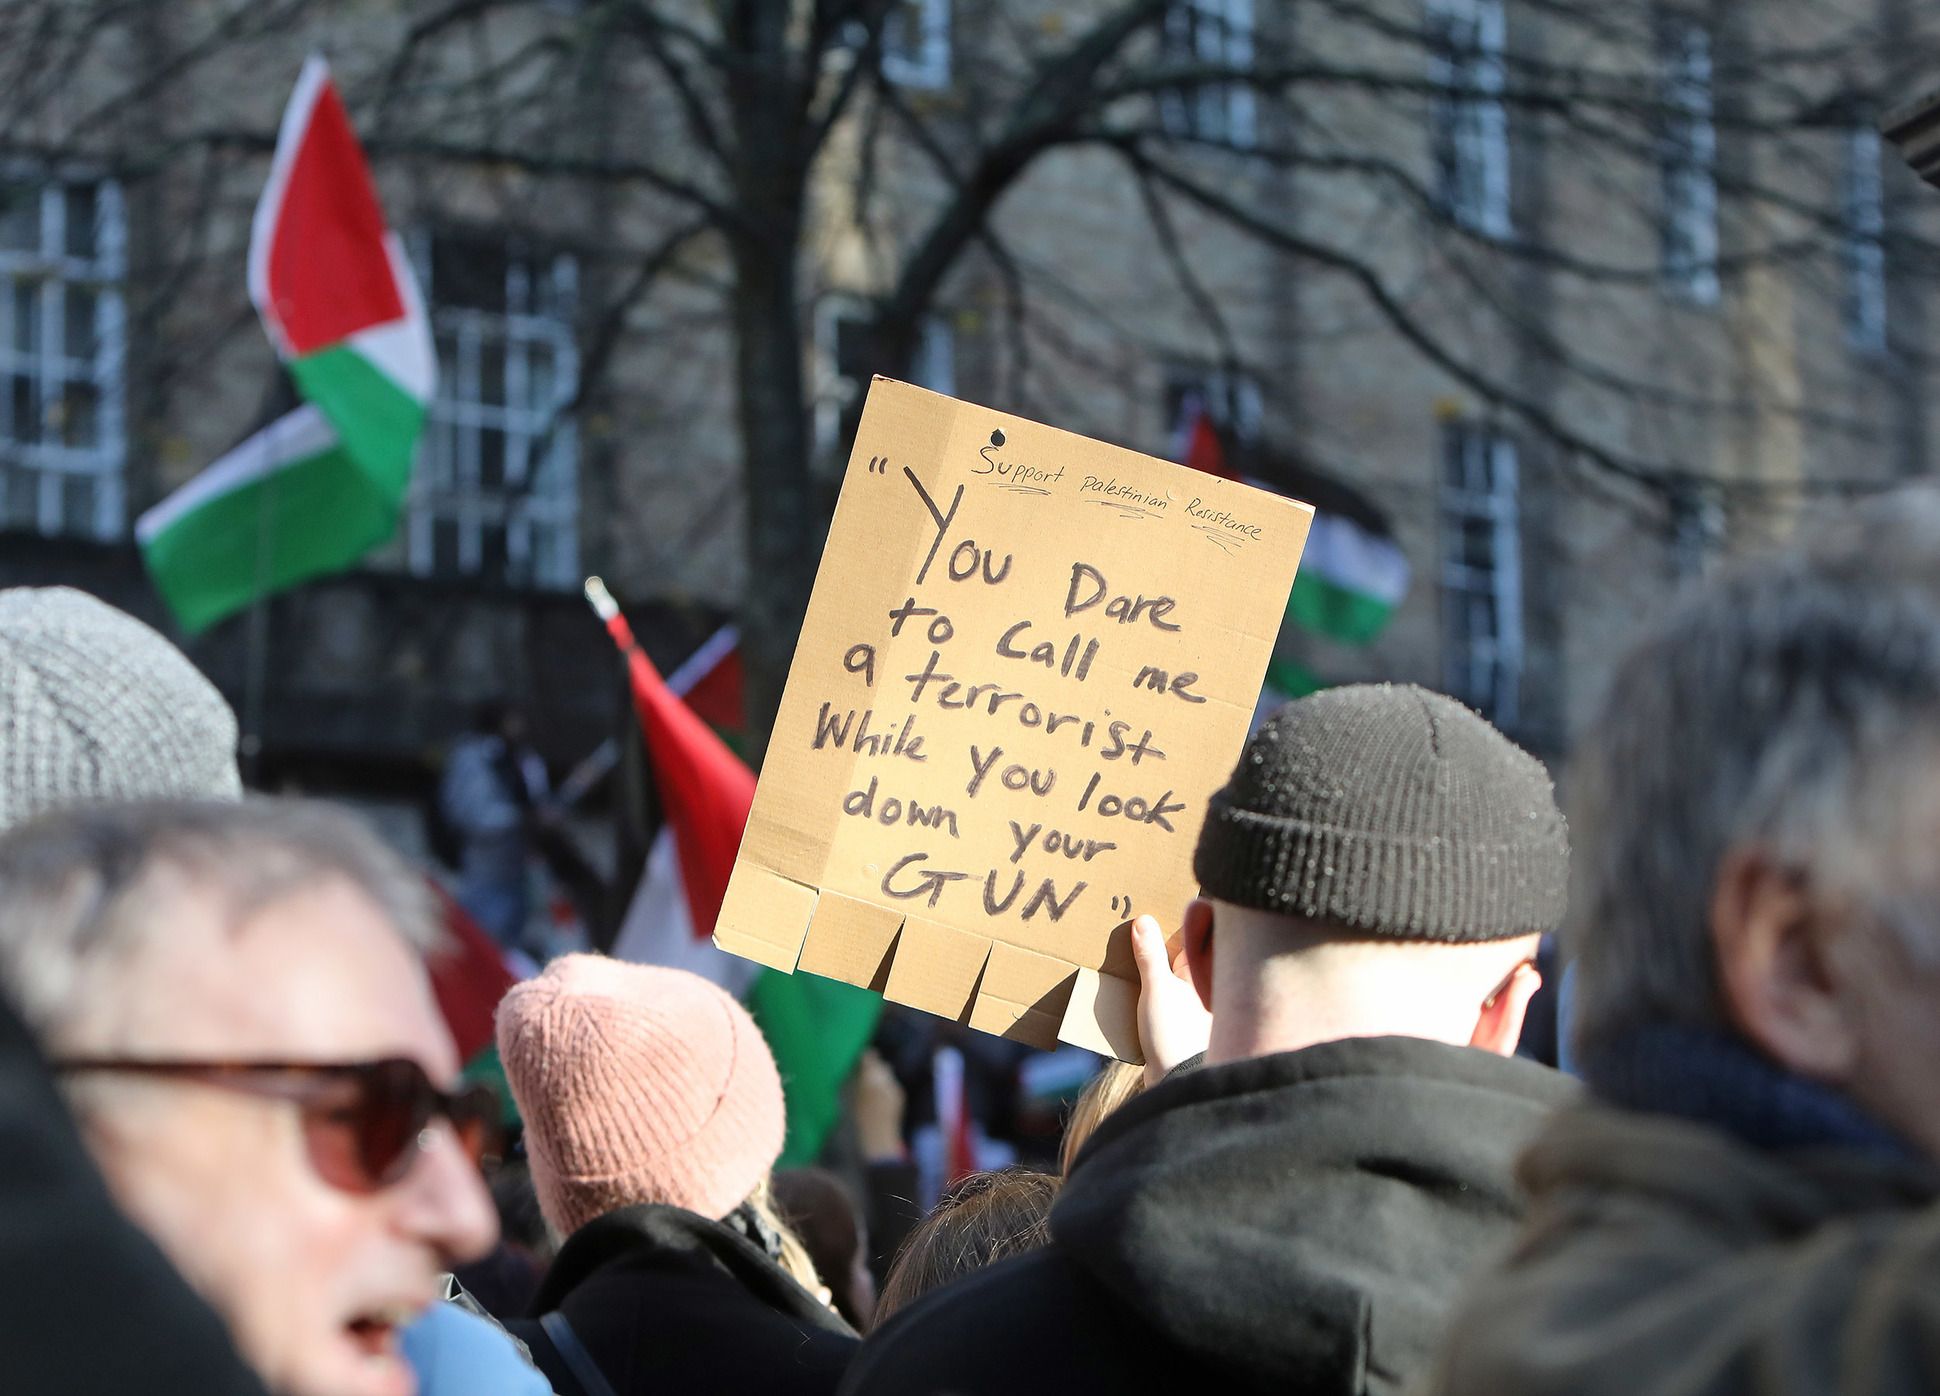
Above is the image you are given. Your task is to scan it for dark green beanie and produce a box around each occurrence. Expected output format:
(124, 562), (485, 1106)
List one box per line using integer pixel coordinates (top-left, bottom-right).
(1192, 683), (1568, 941)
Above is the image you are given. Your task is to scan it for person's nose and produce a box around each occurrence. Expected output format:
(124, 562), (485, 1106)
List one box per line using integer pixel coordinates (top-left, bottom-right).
(393, 1121), (500, 1265)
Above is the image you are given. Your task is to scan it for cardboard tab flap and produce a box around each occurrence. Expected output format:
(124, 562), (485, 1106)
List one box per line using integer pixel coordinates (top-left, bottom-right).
(797, 892), (904, 992)
(1058, 967), (1143, 1062)
(883, 917), (991, 1021)
(969, 941), (1078, 1050)
(714, 864), (818, 972)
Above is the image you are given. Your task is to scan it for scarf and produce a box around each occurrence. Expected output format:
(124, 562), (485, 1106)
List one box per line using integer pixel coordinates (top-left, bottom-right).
(1581, 1021), (1919, 1162)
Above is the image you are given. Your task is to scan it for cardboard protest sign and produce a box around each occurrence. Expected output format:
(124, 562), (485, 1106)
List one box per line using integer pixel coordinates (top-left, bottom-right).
(715, 379), (1312, 1059)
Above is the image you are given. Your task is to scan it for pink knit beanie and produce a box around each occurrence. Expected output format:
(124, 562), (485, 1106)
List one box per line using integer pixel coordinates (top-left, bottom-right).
(495, 954), (786, 1236)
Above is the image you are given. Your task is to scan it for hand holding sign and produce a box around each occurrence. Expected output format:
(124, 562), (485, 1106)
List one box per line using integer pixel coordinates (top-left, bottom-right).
(714, 379), (1311, 1060)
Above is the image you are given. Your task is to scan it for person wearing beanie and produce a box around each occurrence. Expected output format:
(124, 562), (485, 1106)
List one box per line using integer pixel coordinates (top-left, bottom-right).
(497, 955), (858, 1396)
(842, 683), (1576, 1396)
(0, 586), (241, 831)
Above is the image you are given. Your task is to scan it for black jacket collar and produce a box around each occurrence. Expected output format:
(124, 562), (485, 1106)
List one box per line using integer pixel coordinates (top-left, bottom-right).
(535, 1202), (852, 1340)
(1054, 1036), (1575, 1391)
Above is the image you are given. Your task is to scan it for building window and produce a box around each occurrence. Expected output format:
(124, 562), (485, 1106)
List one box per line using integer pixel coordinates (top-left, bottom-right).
(1669, 481), (1724, 580)
(1658, 17), (1719, 304)
(1426, 0), (1510, 238)
(1844, 124), (1888, 354)
(0, 172), (125, 539)
(1439, 420), (1521, 727)
(909, 315), (955, 398)
(816, 300), (955, 456)
(405, 234), (579, 588)
(882, 0), (951, 90)
(1163, 367), (1263, 449)
(1159, 0), (1257, 149)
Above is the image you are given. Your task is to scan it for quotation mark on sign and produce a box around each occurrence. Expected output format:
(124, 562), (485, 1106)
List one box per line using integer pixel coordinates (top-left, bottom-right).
(1111, 894), (1135, 917)
(868, 455), (890, 475)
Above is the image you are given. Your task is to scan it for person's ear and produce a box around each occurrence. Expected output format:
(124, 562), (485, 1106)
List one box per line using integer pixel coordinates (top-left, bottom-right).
(1711, 846), (1858, 1084)
(1181, 898), (1216, 1011)
(1470, 960), (1541, 1057)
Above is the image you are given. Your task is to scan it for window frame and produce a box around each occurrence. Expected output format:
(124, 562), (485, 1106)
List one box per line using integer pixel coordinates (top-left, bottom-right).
(1657, 15), (1721, 306)
(1163, 365), (1264, 450)
(881, 0), (952, 91)
(814, 297), (955, 458)
(403, 233), (581, 590)
(0, 167), (127, 540)
(1438, 419), (1523, 728)
(1158, 0), (1259, 150)
(1669, 481), (1724, 581)
(1843, 123), (1889, 355)
(1426, 0), (1512, 240)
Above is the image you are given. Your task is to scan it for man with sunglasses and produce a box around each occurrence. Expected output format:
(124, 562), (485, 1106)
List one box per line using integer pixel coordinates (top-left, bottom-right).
(843, 684), (1575, 1396)
(0, 798), (501, 1396)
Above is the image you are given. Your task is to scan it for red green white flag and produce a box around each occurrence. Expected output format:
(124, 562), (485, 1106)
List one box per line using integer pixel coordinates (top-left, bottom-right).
(1170, 397), (1410, 703)
(138, 56), (433, 632)
(1179, 402), (1239, 482)
(588, 582), (881, 1168)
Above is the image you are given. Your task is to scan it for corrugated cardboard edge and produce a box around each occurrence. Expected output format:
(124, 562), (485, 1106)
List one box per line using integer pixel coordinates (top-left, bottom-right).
(716, 859), (1132, 1055)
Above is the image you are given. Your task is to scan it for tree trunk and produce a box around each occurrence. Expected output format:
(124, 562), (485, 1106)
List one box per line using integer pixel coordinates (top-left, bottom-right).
(733, 228), (816, 768)
(724, 1), (818, 768)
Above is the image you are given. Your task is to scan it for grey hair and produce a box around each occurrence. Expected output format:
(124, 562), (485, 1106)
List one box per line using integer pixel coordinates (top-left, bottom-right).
(0, 797), (443, 1047)
(1569, 488), (1940, 1065)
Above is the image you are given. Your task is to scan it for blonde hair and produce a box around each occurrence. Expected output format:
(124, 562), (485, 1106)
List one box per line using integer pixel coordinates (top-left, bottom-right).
(1060, 1060), (1147, 1175)
(746, 1178), (824, 1297)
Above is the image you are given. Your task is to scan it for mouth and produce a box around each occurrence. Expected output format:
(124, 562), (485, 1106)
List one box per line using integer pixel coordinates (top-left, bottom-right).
(346, 1316), (399, 1356)
(343, 1305), (421, 1392)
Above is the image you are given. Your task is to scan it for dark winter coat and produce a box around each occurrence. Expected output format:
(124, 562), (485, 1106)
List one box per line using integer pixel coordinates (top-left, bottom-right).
(841, 1034), (1574, 1396)
(1423, 1100), (1940, 1396)
(507, 1202), (858, 1396)
(0, 991), (268, 1396)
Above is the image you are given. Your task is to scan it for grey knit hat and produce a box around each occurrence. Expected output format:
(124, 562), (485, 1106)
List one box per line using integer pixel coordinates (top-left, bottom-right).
(1193, 683), (1567, 941)
(0, 587), (242, 832)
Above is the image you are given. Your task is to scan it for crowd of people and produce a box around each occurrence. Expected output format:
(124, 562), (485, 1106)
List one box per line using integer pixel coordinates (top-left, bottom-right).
(8, 483), (1940, 1396)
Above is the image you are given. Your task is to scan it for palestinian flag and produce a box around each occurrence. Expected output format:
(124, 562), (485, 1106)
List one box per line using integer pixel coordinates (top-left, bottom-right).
(590, 582), (881, 1168)
(1260, 510), (1411, 702)
(137, 56), (433, 633)
(609, 620), (760, 994)
(1177, 400), (1239, 481)
(1172, 410), (1410, 701)
(424, 882), (518, 1062)
(669, 624), (746, 737)
(1258, 510), (1410, 703)
(1285, 511), (1410, 648)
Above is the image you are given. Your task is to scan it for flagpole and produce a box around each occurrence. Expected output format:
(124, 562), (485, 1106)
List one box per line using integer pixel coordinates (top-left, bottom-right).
(240, 431), (273, 787)
(241, 379), (294, 787)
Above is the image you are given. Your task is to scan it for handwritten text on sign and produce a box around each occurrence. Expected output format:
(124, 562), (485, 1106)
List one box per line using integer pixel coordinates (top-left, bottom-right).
(714, 381), (1310, 1058)
(827, 461), (1201, 921)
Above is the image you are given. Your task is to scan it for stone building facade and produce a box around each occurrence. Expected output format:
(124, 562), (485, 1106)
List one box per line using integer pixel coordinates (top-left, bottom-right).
(1, 0), (1931, 815)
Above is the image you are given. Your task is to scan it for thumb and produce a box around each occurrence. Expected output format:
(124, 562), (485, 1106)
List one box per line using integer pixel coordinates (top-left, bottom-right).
(1130, 915), (1169, 978)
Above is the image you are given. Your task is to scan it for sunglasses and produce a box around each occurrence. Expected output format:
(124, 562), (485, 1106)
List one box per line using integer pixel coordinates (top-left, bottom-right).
(58, 1056), (501, 1194)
